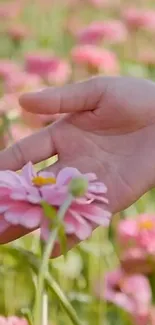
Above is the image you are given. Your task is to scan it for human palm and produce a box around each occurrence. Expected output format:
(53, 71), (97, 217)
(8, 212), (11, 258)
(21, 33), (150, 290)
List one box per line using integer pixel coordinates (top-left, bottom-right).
(1, 76), (155, 244)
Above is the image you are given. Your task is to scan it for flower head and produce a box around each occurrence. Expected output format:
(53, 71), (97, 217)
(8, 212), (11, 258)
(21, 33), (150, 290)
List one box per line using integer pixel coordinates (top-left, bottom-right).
(0, 60), (19, 81)
(0, 316), (28, 325)
(71, 45), (119, 74)
(0, 163), (111, 242)
(118, 214), (155, 274)
(122, 8), (155, 32)
(98, 268), (151, 325)
(77, 20), (127, 45)
(25, 52), (71, 84)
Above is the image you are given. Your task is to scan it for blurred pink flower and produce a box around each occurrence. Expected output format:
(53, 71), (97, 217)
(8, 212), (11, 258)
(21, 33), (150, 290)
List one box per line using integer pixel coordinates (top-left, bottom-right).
(0, 60), (19, 81)
(5, 71), (42, 93)
(118, 214), (155, 273)
(87, 0), (110, 7)
(7, 24), (29, 42)
(25, 52), (71, 84)
(122, 8), (155, 32)
(0, 163), (111, 241)
(101, 268), (151, 325)
(0, 316), (28, 324)
(71, 45), (119, 74)
(0, 1), (23, 19)
(77, 20), (127, 44)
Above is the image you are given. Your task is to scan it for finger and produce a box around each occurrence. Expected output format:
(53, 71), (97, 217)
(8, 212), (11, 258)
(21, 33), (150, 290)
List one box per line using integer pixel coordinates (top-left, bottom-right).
(19, 77), (102, 115)
(0, 125), (57, 171)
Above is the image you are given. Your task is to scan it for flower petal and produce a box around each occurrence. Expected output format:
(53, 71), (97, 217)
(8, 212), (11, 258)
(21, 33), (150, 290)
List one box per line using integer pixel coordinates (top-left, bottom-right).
(56, 167), (81, 186)
(88, 182), (107, 194)
(20, 161), (36, 186)
(73, 204), (111, 226)
(0, 170), (22, 187)
(19, 206), (43, 228)
(68, 209), (92, 240)
(4, 202), (32, 225)
(41, 186), (67, 205)
(84, 173), (97, 181)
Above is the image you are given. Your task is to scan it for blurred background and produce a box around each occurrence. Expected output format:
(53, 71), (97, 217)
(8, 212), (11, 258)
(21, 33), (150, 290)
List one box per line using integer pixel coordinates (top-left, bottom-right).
(0, 0), (155, 324)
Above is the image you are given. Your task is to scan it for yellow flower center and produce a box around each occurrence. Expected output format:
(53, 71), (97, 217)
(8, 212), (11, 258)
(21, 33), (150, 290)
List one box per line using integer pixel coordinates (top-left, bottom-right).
(32, 176), (56, 187)
(139, 220), (153, 231)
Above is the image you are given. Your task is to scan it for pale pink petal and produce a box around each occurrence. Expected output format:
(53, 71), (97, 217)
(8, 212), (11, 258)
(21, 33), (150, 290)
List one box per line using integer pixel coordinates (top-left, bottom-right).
(10, 188), (27, 200)
(0, 170), (21, 187)
(41, 186), (67, 205)
(86, 193), (109, 204)
(75, 197), (94, 204)
(19, 206), (43, 228)
(68, 209), (92, 240)
(88, 182), (107, 194)
(20, 161), (36, 185)
(56, 167), (81, 186)
(4, 202), (31, 225)
(84, 173), (97, 181)
(72, 204), (111, 226)
(39, 170), (55, 178)
(27, 193), (41, 203)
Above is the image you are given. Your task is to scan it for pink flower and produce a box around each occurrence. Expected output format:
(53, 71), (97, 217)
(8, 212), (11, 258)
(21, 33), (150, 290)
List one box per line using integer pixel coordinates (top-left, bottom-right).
(71, 45), (119, 74)
(7, 24), (29, 42)
(77, 20), (127, 45)
(25, 52), (71, 84)
(0, 60), (19, 81)
(87, 0), (110, 7)
(5, 71), (42, 93)
(118, 214), (155, 274)
(0, 163), (111, 242)
(101, 268), (151, 325)
(0, 1), (23, 19)
(122, 8), (155, 32)
(0, 316), (28, 324)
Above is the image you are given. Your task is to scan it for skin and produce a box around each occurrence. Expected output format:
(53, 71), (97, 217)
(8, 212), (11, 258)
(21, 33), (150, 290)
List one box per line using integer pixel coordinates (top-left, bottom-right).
(0, 76), (155, 250)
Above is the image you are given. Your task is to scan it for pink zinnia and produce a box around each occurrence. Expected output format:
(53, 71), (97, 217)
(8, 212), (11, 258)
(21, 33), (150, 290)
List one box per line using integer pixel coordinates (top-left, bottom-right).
(0, 2), (22, 19)
(0, 316), (28, 325)
(122, 8), (155, 32)
(0, 60), (19, 81)
(25, 52), (71, 84)
(0, 163), (111, 242)
(5, 71), (42, 93)
(71, 45), (119, 74)
(100, 268), (151, 325)
(118, 214), (155, 273)
(7, 24), (29, 42)
(77, 20), (127, 45)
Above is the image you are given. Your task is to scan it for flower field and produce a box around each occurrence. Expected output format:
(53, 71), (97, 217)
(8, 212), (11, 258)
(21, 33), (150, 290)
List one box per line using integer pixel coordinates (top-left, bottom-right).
(1, 0), (155, 324)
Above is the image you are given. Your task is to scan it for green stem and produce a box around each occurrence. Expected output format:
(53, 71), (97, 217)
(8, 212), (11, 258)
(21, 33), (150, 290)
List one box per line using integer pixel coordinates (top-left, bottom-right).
(34, 195), (73, 325)
(0, 246), (82, 325)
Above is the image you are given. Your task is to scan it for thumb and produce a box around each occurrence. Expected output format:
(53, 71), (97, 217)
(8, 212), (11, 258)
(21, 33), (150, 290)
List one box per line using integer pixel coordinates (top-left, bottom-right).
(19, 77), (103, 115)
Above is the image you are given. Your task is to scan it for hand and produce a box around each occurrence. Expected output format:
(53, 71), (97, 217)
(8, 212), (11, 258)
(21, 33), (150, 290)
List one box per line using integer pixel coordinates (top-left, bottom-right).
(1, 76), (155, 245)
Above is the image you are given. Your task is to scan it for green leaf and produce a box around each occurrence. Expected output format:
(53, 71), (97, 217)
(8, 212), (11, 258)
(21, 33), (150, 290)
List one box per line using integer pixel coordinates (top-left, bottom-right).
(58, 224), (68, 258)
(4, 265), (35, 314)
(41, 201), (57, 222)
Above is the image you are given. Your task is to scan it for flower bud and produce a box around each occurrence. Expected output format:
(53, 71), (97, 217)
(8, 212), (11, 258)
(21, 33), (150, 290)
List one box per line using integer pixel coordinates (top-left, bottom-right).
(69, 177), (88, 197)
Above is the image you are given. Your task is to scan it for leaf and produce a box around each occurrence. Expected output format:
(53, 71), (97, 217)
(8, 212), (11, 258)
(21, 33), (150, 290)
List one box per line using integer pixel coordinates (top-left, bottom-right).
(58, 224), (68, 258)
(4, 265), (35, 314)
(41, 201), (57, 222)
